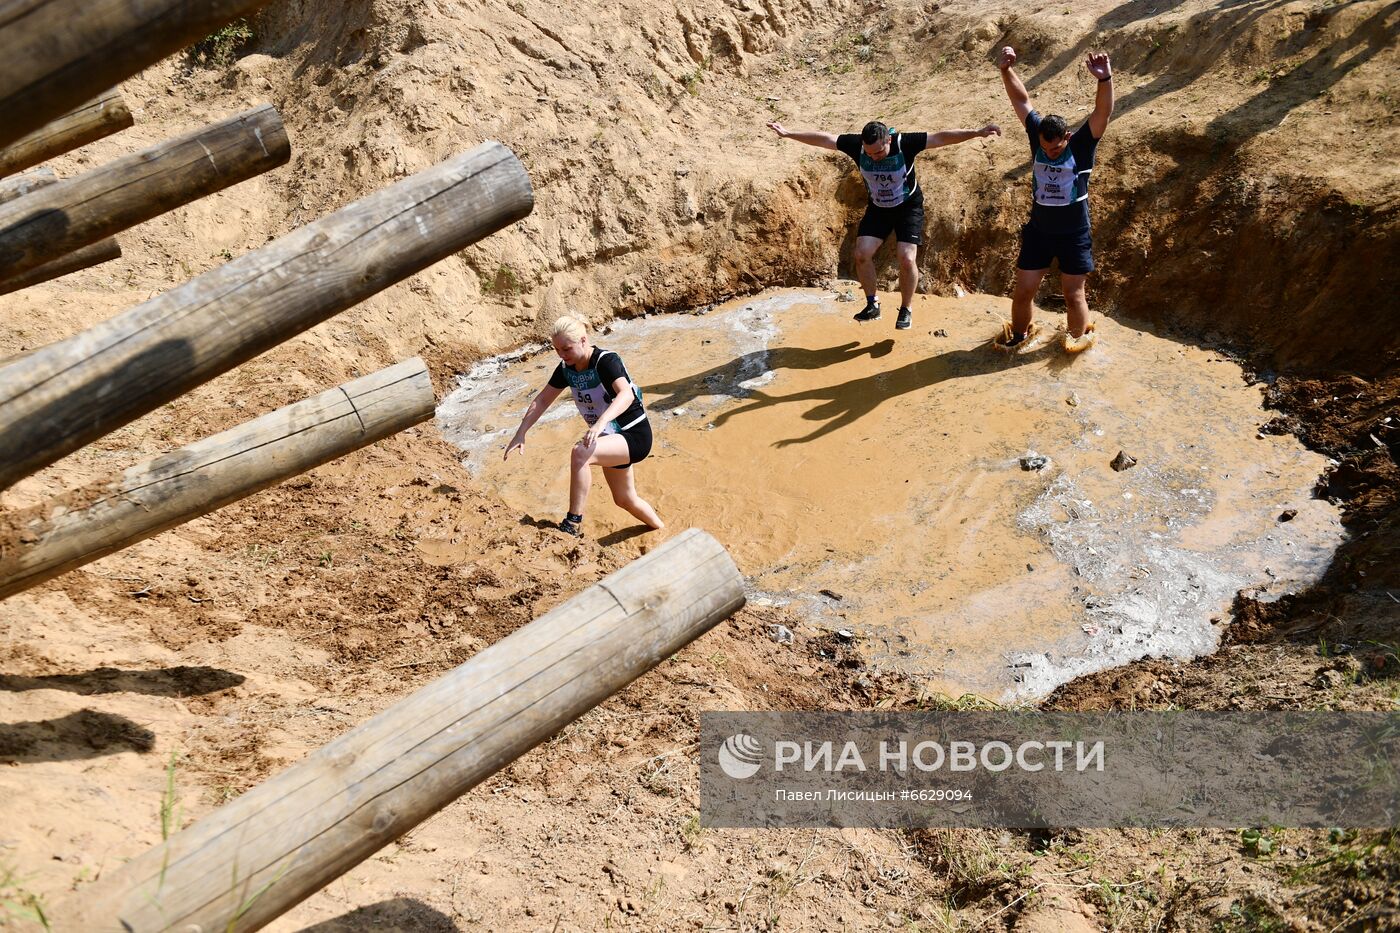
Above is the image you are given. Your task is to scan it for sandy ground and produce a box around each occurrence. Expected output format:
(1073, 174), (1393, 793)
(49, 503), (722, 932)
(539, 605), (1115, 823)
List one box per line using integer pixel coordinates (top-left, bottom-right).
(1, 0), (1397, 928)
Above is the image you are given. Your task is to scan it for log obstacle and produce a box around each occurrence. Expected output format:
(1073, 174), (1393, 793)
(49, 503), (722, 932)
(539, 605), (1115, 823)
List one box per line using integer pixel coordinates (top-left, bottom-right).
(0, 0), (270, 151)
(0, 166), (56, 205)
(55, 528), (744, 932)
(0, 169), (120, 294)
(0, 358), (434, 600)
(0, 140), (532, 492)
(0, 237), (121, 296)
(0, 89), (132, 179)
(0, 105), (289, 282)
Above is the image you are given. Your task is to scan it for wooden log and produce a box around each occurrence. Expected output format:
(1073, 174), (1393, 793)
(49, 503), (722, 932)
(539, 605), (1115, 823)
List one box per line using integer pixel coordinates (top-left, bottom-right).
(0, 140), (532, 492)
(55, 528), (744, 931)
(0, 0), (270, 151)
(0, 359), (434, 600)
(0, 166), (56, 204)
(0, 104), (289, 282)
(0, 90), (132, 178)
(0, 237), (120, 296)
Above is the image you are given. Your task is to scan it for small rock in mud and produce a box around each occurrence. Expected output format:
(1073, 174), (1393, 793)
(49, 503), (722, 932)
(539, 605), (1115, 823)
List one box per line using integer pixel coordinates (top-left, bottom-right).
(1110, 451), (1137, 471)
(1278, 508), (1297, 522)
(1020, 452), (1049, 471)
(769, 624), (794, 644)
(1066, 392), (1080, 407)
(933, 328), (948, 337)
(819, 588), (844, 601)
(835, 290), (856, 302)
(1313, 668), (1345, 689)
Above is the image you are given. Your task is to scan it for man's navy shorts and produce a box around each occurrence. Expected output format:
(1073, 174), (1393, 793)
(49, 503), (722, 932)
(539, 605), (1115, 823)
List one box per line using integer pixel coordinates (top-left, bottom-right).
(857, 199), (924, 245)
(1017, 223), (1094, 275)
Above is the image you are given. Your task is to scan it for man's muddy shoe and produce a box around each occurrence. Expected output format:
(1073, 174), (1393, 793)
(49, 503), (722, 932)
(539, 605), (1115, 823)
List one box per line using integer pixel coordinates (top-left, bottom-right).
(993, 320), (1039, 351)
(895, 306), (912, 330)
(1063, 322), (1097, 354)
(558, 514), (583, 537)
(853, 299), (880, 322)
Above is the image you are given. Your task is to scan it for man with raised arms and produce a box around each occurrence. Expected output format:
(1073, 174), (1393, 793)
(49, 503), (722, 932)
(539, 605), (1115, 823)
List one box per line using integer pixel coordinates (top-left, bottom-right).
(995, 46), (1115, 352)
(767, 118), (1001, 331)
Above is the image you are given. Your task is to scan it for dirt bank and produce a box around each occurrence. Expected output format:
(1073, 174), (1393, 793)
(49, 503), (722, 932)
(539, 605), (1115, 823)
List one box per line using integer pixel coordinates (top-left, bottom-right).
(2, 0), (1397, 928)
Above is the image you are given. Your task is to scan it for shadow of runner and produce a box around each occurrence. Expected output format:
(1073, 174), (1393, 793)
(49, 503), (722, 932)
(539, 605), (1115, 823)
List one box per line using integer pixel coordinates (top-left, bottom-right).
(710, 339), (1063, 447)
(596, 525), (653, 547)
(996, 1), (1297, 186)
(1205, 1), (1398, 140)
(297, 897), (460, 932)
(644, 340), (895, 413)
(1023, 0), (1198, 95)
(0, 665), (244, 697)
(0, 709), (154, 764)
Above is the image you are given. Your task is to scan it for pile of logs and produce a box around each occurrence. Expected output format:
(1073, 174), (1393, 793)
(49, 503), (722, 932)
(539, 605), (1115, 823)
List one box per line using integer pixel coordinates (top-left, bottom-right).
(0, 0), (533, 597)
(2, 5), (744, 932)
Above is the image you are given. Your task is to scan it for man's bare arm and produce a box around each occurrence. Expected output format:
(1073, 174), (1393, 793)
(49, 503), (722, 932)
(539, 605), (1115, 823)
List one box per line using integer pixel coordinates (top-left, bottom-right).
(997, 47), (1034, 125)
(767, 122), (839, 150)
(927, 123), (1002, 148)
(1086, 52), (1115, 138)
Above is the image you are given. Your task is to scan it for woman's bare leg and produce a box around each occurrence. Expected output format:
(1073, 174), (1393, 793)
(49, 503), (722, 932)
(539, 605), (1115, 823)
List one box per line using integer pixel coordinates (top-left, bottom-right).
(603, 463), (664, 529)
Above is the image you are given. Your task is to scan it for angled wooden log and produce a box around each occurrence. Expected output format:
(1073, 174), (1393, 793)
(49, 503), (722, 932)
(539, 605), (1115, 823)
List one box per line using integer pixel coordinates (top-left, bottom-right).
(55, 528), (744, 932)
(0, 105), (289, 282)
(0, 90), (132, 179)
(0, 0), (270, 150)
(0, 166), (116, 296)
(0, 237), (120, 296)
(0, 166), (56, 205)
(0, 140), (532, 492)
(0, 358), (434, 600)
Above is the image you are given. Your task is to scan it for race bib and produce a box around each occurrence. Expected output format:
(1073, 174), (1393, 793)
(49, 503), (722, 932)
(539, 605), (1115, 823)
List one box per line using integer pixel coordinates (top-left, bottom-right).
(862, 167), (907, 208)
(1033, 154), (1079, 207)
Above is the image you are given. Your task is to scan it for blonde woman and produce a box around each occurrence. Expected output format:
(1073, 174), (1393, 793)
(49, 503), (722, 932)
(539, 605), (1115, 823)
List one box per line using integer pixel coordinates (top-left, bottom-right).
(505, 315), (664, 537)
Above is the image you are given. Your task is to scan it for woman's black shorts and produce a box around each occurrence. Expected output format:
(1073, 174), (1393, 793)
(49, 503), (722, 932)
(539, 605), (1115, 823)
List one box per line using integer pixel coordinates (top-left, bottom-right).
(609, 418), (653, 469)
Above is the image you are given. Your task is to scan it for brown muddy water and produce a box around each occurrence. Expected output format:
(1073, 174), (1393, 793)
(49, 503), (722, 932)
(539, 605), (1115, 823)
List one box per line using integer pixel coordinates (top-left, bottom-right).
(438, 288), (1343, 701)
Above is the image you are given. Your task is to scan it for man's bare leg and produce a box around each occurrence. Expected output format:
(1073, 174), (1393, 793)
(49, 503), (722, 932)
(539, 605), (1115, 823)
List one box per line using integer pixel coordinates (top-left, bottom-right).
(1061, 273), (1091, 338)
(895, 242), (918, 329)
(1009, 267), (1047, 339)
(853, 235), (883, 320)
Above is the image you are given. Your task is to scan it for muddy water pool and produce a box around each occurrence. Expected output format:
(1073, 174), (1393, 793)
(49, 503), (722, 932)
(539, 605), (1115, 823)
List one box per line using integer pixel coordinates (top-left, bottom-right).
(439, 288), (1343, 701)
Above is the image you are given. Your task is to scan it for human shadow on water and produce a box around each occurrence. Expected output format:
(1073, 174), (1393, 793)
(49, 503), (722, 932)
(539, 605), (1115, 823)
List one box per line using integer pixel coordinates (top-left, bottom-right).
(596, 525), (653, 547)
(643, 340), (895, 414)
(709, 338), (1065, 447)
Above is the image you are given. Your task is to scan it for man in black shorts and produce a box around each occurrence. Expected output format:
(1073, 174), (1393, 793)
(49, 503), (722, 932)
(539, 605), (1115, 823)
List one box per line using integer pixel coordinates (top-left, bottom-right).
(995, 46), (1115, 352)
(767, 118), (1001, 330)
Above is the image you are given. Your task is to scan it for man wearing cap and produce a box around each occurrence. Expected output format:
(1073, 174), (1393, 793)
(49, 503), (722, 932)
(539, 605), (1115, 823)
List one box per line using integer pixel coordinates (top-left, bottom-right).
(995, 47), (1115, 352)
(767, 118), (1001, 330)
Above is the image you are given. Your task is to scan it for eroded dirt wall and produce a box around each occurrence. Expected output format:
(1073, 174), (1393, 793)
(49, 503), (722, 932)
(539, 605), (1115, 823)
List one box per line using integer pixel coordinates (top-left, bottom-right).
(127, 0), (1397, 382)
